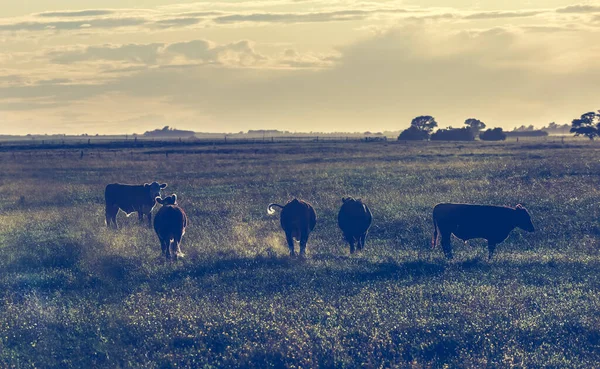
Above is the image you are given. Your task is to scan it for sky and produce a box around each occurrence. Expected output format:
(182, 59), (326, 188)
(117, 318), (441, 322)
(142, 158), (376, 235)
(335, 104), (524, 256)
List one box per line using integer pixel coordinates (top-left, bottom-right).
(1, 1), (599, 135)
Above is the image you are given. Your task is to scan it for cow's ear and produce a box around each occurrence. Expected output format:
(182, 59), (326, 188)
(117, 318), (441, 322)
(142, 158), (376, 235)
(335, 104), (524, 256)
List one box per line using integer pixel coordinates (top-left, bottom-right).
(172, 194), (177, 202)
(160, 183), (168, 189)
(144, 183), (150, 188)
(516, 204), (524, 210)
(156, 197), (164, 204)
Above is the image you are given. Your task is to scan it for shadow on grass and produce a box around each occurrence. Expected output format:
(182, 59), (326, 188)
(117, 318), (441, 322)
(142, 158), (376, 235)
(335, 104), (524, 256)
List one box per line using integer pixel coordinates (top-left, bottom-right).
(4, 235), (600, 303)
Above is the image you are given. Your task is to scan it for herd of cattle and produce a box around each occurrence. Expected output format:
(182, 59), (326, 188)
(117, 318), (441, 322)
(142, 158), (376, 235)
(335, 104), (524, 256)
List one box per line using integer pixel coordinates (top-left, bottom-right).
(104, 181), (536, 261)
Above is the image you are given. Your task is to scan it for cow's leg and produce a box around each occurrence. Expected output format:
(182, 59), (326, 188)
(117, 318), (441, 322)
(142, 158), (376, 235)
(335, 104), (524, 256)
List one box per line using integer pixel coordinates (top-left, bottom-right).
(138, 211), (144, 224)
(170, 240), (178, 261)
(346, 234), (355, 254)
(487, 242), (497, 260)
(147, 212), (152, 228)
(358, 233), (367, 251)
(285, 231), (295, 256)
(165, 240), (172, 260)
(174, 233), (184, 259)
(299, 231), (309, 256)
(106, 206), (118, 228)
(105, 207), (112, 228)
(440, 232), (453, 259)
(159, 236), (167, 256)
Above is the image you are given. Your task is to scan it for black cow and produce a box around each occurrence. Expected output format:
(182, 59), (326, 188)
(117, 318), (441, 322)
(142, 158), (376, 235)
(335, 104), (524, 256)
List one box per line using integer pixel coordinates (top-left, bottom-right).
(338, 197), (373, 254)
(154, 194), (187, 260)
(267, 199), (317, 256)
(105, 182), (167, 228)
(432, 203), (535, 259)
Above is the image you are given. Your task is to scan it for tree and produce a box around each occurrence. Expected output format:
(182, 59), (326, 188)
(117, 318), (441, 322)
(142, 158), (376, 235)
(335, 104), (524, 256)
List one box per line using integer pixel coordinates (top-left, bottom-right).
(398, 126), (429, 141)
(431, 127), (474, 141)
(410, 115), (438, 133)
(570, 111), (600, 140)
(479, 128), (506, 141)
(464, 118), (486, 135)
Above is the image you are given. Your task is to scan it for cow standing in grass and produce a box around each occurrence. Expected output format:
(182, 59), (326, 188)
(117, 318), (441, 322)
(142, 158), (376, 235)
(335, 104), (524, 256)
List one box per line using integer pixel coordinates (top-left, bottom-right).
(154, 194), (187, 260)
(267, 199), (317, 256)
(338, 197), (373, 254)
(105, 182), (167, 229)
(432, 203), (535, 260)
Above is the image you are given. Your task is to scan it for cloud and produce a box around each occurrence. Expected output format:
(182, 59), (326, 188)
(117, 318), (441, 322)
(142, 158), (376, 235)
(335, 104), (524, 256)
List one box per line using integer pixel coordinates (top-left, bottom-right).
(464, 10), (546, 20)
(0, 17), (146, 32)
(45, 39), (313, 69)
(556, 5), (600, 13)
(153, 17), (202, 29)
(166, 40), (267, 66)
(213, 9), (410, 24)
(36, 10), (115, 18)
(4, 3), (600, 134)
(49, 44), (165, 65)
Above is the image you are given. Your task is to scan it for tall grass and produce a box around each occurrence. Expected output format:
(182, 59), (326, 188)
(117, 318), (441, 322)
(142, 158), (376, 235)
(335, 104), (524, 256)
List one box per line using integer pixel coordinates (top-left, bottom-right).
(0, 141), (599, 368)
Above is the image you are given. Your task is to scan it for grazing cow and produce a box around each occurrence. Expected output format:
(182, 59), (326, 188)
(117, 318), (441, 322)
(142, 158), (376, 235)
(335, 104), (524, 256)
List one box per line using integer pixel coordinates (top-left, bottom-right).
(154, 194), (187, 260)
(105, 182), (167, 228)
(338, 197), (373, 254)
(267, 199), (317, 256)
(432, 203), (535, 260)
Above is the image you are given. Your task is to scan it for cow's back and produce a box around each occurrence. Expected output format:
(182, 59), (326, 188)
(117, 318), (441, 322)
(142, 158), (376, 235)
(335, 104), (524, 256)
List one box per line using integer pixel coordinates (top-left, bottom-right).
(434, 203), (516, 241)
(154, 205), (186, 239)
(280, 199), (316, 232)
(338, 200), (372, 236)
(105, 183), (152, 214)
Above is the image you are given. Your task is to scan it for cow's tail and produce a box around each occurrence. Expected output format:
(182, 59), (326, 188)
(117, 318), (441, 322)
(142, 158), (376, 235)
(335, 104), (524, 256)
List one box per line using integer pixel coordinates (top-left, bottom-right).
(267, 203), (284, 215)
(431, 216), (439, 249)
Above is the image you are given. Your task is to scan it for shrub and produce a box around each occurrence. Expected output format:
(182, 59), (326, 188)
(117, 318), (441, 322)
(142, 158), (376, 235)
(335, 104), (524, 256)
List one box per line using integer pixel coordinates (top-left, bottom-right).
(430, 128), (474, 141)
(398, 126), (429, 141)
(479, 128), (507, 141)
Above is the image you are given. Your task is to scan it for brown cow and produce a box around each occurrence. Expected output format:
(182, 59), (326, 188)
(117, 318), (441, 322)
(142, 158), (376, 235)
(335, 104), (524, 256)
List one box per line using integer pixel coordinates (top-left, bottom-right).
(154, 194), (187, 260)
(267, 199), (317, 256)
(338, 197), (373, 254)
(105, 182), (167, 228)
(432, 203), (535, 260)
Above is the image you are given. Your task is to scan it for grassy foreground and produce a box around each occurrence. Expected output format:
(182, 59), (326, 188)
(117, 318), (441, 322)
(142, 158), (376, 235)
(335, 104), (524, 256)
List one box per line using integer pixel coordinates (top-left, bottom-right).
(0, 140), (599, 368)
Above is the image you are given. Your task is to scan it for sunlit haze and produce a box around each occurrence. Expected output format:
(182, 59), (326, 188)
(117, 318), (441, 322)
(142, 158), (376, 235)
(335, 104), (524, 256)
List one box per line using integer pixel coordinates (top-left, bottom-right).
(1, 0), (599, 134)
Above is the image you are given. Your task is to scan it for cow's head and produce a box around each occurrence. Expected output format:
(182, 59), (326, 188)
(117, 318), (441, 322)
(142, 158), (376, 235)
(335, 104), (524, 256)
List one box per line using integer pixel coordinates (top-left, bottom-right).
(145, 182), (167, 200)
(157, 194), (177, 206)
(514, 204), (535, 232)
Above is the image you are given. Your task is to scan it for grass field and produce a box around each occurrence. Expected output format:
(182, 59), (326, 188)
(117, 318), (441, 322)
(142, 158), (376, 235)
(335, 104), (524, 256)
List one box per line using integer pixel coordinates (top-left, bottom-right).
(1, 140), (599, 368)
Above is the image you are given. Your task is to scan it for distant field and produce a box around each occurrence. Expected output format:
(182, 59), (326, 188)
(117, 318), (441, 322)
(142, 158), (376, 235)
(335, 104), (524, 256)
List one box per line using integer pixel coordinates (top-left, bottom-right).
(1, 140), (599, 368)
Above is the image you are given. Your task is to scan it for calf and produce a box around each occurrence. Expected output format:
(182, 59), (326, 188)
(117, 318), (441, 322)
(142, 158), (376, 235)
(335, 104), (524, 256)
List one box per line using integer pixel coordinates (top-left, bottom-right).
(338, 197), (373, 254)
(432, 203), (535, 260)
(154, 194), (187, 260)
(267, 199), (317, 256)
(105, 182), (167, 228)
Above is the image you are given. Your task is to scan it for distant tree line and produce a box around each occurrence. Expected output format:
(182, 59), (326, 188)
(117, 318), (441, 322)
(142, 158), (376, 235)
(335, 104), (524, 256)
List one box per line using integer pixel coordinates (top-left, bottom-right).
(144, 126), (195, 138)
(397, 116), (506, 141)
(570, 111), (600, 140)
(397, 109), (600, 142)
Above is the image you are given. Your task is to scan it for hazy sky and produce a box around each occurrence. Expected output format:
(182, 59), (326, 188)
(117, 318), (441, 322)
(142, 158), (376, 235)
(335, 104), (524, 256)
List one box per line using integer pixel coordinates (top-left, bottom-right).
(1, 1), (599, 134)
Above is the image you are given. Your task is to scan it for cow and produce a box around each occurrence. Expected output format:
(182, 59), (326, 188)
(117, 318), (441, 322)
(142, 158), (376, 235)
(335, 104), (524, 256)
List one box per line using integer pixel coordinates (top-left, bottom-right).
(267, 198), (317, 256)
(105, 182), (167, 229)
(432, 203), (535, 260)
(338, 197), (373, 254)
(154, 194), (187, 260)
